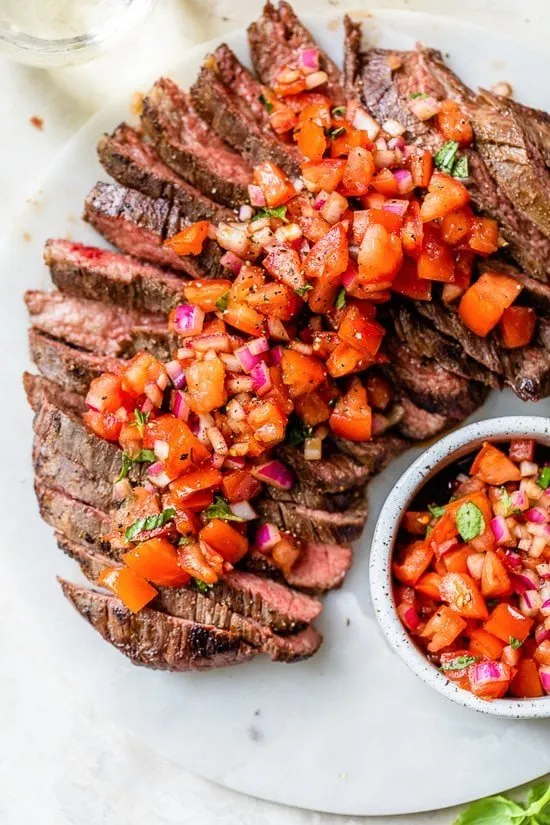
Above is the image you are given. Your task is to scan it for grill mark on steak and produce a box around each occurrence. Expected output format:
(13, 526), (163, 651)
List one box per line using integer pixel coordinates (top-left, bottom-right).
(35, 479), (112, 551)
(25, 289), (171, 359)
(45, 238), (188, 315)
(33, 436), (114, 512)
(331, 434), (408, 473)
(248, 1), (344, 104)
(84, 181), (224, 279)
(59, 579), (256, 671)
(190, 44), (300, 176)
(141, 78), (252, 208)
(243, 543), (352, 593)
(29, 329), (122, 395)
(24, 371), (85, 416)
(256, 495), (365, 545)
(59, 536), (322, 662)
(279, 443), (372, 493)
(97, 123), (234, 225)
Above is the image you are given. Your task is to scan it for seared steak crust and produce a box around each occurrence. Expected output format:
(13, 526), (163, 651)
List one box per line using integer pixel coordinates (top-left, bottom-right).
(29, 329), (122, 396)
(35, 480), (112, 551)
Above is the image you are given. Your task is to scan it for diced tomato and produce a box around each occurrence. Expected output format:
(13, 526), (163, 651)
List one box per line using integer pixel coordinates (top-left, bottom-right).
(468, 627), (506, 661)
(164, 221), (209, 256)
(397, 601), (421, 632)
(500, 306), (536, 349)
(534, 640), (550, 667)
(284, 91), (332, 114)
(176, 540), (220, 584)
(122, 537), (191, 587)
(263, 244), (304, 290)
(247, 399), (287, 446)
(439, 650), (474, 690)
(85, 372), (128, 414)
(421, 605), (467, 653)
(295, 391), (332, 426)
(458, 271), (523, 337)
(280, 349), (326, 398)
(223, 300), (266, 336)
(420, 172), (469, 222)
(247, 282), (300, 320)
(330, 123), (370, 157)
(439, 572), (488, 620)
(169, 468), (222, 505)
(83, 410), (123, 442)
(300, 159), (346, 193)
(468, 217), (499, 255)
(338, 305), (385, 356)
(358, 223), (403, 284)
(303, 223), (349, 284)
(367, 207), (404, 235)
(268, 100), (297, 134)
(366, 373), (393, 410)
(173, 508), (201, 536)
(326, 341), (370, 378)
(144, 414), (210, 477)
(470, 442), (521, 484)
(510, 658), (544, 698)
(222, 470), (262, 503)
(307, 278), (341, 314)
(296, 110), (327, 161)
(401, 201), (424, 259)
(119, 420), (142, 458)
(484, 603), (533, 644)
(408, 148), (433, 188)
(415, 571), (442, 599)
(253, 160), (295, 207)
(444, 546), (471, 574)
(98, 566), (157, 613)
(509, 439), (535, 463)
(371, 169), (399, 197)
(174, 489), (214, 512)
(296, 99), (331, 130)
(481, 550), (512, 598)
(298, 213), (331, 243)
(329, 378), (372, 442)
(340, 147), (375, 197)
(274, 74), (307, 97)
(440, 206), (473, 246)
(185, 357), (226, 414)
(417, 224), (455, 282)
(183, 279), (232, 312)
(121, 352), (167, 399)
(391, 260), (432, 302)
(266, 365), (293, 415)
(199, 519), (249, 564)
(229, 265), (265, 303)
(392, 540), (433, 586)
(453, 249), (474, 290)
(468, 660), (512, 699)
(436, 100), (473, 145)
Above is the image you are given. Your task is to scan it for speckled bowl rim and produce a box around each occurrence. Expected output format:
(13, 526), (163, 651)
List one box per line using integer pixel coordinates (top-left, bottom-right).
(370, 416), (550, 718)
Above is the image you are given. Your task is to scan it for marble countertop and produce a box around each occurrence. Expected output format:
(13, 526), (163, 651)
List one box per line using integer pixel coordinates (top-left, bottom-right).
(1, 2), (548, 823)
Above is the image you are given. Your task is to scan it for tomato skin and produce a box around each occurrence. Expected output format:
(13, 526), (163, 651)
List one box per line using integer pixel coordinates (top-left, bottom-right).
(484, 603), (533, 644)
(144, 415), (210, 479)
(169, 469), (223, 505)
(296, 110), (327, 161)
(401, 201), (424, 259)
(439, 572), (489, 620)
(247, 282), (300, 321)
(420, 172), (469, 222)
(458, 271), (523, 337)
(164, 221), (209, 256)
(329, 378), (372, 442)
(415, 571), (442, 600)
(183, 280), (232, 312)
(341, 147), (375, 196)
(280, 349), (326, 398)
(417, 224), (455, 283)
(253, 161), (295, 207)
(176, 540), (220, 584)
(83, 409), (123, 442)
(470, 442), (521, 484)
(421, 605), (467, 653)
(481, 550), (512, 598)
(357, 223), (403, 285)
(122, 537), (191, 587)
(247, 399), (287, 446)
(222, 470), (262, 503)
(300, 159), (346, 193)
(392, 541), (433, 586)
(338, 305), (385, 356)
(186, 357), (226, 414)
(440, 206), (474, 246)
(199, 519), (249, 564)
(468, 660), (511, 699)
(469, 628), (505, 661)
(510, 658), (544, 698)
(468, 217), (499, 255)
(85, 372), (128, 414)
(263, 245), (304, 290)
(303, 223), (349, 284)
(330, 123), (370, 158)
(121, 352), (167, 399)
(371, 169), (399, 196)
(500, 306), (536, 349)
(408, 148), (433, 187)
(436, 100), (473, 145)
(294, 391), (331, 426)
(98, 566), (157, 613)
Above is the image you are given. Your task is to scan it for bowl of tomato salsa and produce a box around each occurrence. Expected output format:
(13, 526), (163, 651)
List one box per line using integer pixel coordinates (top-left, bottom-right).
(370, 416), (550, 717)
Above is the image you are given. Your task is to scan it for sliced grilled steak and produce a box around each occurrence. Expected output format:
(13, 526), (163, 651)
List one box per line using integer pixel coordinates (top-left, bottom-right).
(29, 329), (122, 396)
(397, 396), (451, 442)
(191, 45), (300, 177)
(141, 78), (252, 208)
(332, 434), (408, 473)
(45, 238), (188, 314)
(248, 1), (344, 105)
(386, 339), (489, 418)
(279, 443), (371, 493)
(59, 537), (322, 662)
(97, 123), (233, 225)
(243, 543), (352, 593)
(84, 181), (224, 279)
(35, 479), (112, 551)
(256, 495), (365, 545)
(25, 289), (171, 358)
(23, 371), (85, 416)
(33, 436), (114, 512)
(479, 258), (550, 316)
(59, 579), (256, 670)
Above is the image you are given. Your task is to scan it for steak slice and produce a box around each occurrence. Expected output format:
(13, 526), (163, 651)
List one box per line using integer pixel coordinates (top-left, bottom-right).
(35, 479), (112, 551)
(59, 537), (322, 662)
(256, 495), (365, 545)
(84, 181), (224, 279)
(29, 329), (122, 395)
(97, 123), (233, 225)
(396, 396), (451, 442)
(331, 434), (408, 473)
(190, 44), (300, 176)
(33, 436), (114, 512)
(141, 78), (252, 208)
(279, 443), (371, 493)
(248, 1), (344, 105)
(59, 579), (256, 671)
(24, 371), (85, 416)
(45, 238), (188, 314)
(25, 289), (171, 358)
(243, 543), (352, 593)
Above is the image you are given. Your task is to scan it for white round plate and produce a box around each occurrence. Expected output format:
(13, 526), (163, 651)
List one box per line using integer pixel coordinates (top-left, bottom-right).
(1, 8), (549, 817)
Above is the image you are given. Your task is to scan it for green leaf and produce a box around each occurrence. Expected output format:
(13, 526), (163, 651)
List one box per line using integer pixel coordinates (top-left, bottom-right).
(295, 283), (313, 297)
(258, 93), (274, 114)
(453, 154), (469, 179)
(133, 408), (150, 437)
(326, 126), (346, 140)
(434, 140), (460, 174)
(115, 449), (157, 482)
(331, 105), (346, 117)
(456, 501), (485, 541)
(441, 654), (478, 672)
(215, 290), (230, 312)
(178, 536), (193, 546)
(287, 418), (313, 447)
(538, 467), (550, 490)
(525, 782), (550, 819)
(509, 636), (524, 650)
(453, 795), (525, 825)
(429, 503), (447, 519)
(202, 495), (244, 522)
(252, 205), (288, 222)
(194, 579), (213, 594)
(125, 507), (176, 542)
(335, 287), (347, 310)
(410, 92), (429, 99)
(499, 487), (519, 517)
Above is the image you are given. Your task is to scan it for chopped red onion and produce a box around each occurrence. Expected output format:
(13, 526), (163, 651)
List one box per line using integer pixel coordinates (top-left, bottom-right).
(526, 507), (549, 524)
(230, 500), (257, 521)
(539, 666), (550, 694)
(223, 455), (246, 471)
(267, 318), (289, 341)
(154, 439), (169, 461)
(165, 359), (186, 389)
(519, 589), (542, 617)
(373, 150), (396, 169)
(147, 461), (171, 488)
(220, 250), (244, 274)
(437, 538), (459, 556)
(255, 522), (282, 552)
(535, 623), (550, 644)
(141, 398), (154, 415)
(304, 437), (322, 461)
(491, 515), (511, 545)
(466, 553), (485, 580)
(375, 137), (388, 151)
(227, 375), (254, 394)
(210, 452), (225, 469)
(511, 570), (539, 593)
(196, 413), (215, 446)
(207, 426), (228, 456)
(250, 360), (272, 396)
(191, 333), (230, 353)
(171, 390), (190, 422)
(383, 198), (409, 217)
(305, 70), (328, 90)
(248, 184), (266, 207)
(393, 168), (414, 194)
(235, 338), (269, 372)
(144, 381), (163, 408)
(520, 460), (539, 477)
(388, 135), (406, 150)
(113, 478), (132, 502)
(470, 660), (506, 686)
(504, 550), (522, 569)
(252, 460), (294, 490)
(298, 47), (320, 73)
(401, 605), (421, 631)
(382, 118), (406, 137)
(511, 489), (529, 511)
(537, 563), (550, 580)
(409, 95), (441, 121)
(270, 345), (284, 366)
(239, 204), (253, 222)
(313, 191), (328, 210)
(173, 303), (205, 337)
(352, 106), (380, 140)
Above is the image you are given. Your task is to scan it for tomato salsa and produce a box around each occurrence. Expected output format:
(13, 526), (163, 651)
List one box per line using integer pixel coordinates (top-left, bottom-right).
(393, 439), (550, 700)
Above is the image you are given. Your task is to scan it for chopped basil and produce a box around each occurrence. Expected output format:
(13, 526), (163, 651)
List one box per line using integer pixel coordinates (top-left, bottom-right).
(434, 140), (460, 174)
(215, 290), (230, 312)
(452, 154), (469, 179)
(440, 654), (478, 672)
(194, 579), (213, 594)
(203, 495), (244, 522)
(178, 535), (193, 546)
(287, 418), (313, 447)
(335, 287), (347, 310)
(499, 487), (520, 517)
(133, 408), (149, 437)
(538, 466), (550, 490)
(326, 125), (346, 140)
(125, 507), (176, 542)
(331, 105), (346, 117)
(456, 501), (485, 541)
(509, 636), (524, 650)
(258, 93), (274, 114)
(295, 283), (313, 297)
(409, 92), (429, 99)
(116, 449), (157, 482)
(252, 205), (288, 222)
(428, 504), (447, 519)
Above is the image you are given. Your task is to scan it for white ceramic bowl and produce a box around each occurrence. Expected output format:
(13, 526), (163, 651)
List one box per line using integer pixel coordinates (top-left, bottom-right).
(370, 416), (550, 718)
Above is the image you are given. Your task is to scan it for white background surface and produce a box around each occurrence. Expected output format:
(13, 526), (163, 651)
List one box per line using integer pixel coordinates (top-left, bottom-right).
(1, 2), (549, 823)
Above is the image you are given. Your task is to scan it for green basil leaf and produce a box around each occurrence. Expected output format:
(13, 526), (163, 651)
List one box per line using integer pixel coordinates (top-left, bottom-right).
(434, 140), (460, 174)
(215, 290), (230, 312)
(326, 126), (346, 140)
(194, 579), (213, 594)
(410, 92), (429, 99)
(295, 283), (313, 297)
(133, 408), (150, 437)
(525, 782), (550, 818)
(115, 449), (156, 482)
(509, 636), (524, 650)
(453, 154), (469, 179)
(538, 467), (550, 490)
(441, 654), (478, 672)
(252, 205), (287, 222)
(258, 93), (273, 114)
(453, 795), (525, 825)
(335, 287), (347, 310)
(287, 418), (313, 447)
(456, 501), (485, 541)
(202, 495), (244, 522)
(125, 507), (176, 541)
(428, 504), (447, 519)
(331, 105), (346, 117)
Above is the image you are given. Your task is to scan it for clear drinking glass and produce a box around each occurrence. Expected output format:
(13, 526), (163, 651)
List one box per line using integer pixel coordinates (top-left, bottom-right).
(0, 0), (158, 66)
